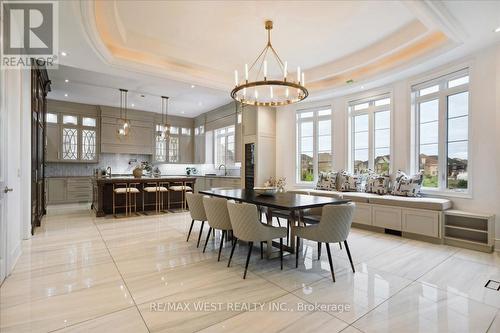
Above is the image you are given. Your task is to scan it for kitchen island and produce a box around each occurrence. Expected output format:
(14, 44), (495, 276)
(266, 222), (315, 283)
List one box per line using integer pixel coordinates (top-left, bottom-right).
(92, 176), (196, 217)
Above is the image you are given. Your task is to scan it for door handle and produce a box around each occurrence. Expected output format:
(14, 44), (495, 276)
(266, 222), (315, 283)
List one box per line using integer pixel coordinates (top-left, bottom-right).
(4, 186), (13, 193)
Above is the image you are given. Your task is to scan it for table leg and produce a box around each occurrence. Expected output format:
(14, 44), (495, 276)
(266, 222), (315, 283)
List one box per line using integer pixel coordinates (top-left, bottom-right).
(288, 209), (296, 254)
(266, 210), (273, 258)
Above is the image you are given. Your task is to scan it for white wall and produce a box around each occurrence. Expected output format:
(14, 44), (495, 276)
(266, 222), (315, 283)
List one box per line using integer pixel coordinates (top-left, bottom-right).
(276, 44), (500, 247)
(2, 67), (31, 276)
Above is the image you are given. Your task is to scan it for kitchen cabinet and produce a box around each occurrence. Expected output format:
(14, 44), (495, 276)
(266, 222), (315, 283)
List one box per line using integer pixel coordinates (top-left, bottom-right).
(100, 106), (154, 155)
(45, 100), (99, 163)
(46, 177), (92, 204)
(45, 123), (59, 162)
(179, 134), (194, 163)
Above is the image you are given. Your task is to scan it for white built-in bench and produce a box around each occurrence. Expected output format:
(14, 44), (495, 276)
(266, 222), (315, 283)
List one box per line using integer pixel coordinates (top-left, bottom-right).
(292, 189), (452, 239)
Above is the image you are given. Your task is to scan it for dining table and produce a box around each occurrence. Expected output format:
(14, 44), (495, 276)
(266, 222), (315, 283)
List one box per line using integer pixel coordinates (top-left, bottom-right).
(199, 188), (350, 258)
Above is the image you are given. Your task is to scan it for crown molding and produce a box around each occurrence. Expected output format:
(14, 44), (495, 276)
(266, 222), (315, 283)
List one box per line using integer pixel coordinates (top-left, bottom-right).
(403, 0), (467, 43)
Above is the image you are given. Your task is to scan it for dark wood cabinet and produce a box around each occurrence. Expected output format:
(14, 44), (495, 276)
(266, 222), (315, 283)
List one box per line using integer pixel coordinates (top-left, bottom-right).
(31, 63), (51, 234)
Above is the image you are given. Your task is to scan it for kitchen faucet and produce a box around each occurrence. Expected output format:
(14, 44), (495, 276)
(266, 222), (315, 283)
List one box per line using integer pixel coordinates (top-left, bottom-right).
(218, 164), (227, 176)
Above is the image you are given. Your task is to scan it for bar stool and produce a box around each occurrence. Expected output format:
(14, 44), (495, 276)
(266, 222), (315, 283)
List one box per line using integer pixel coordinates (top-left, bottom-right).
(113, 183), (140, 217)
(142, 182), (169, 214)
(168, 180), (194, 211)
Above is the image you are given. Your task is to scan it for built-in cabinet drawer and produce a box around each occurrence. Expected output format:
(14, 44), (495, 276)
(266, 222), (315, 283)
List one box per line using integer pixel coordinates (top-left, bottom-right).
(352, 203), (372, 226)
(47, 177), (92, 204)
(372, 206), (402, 230)
(402, 209), (440, 238)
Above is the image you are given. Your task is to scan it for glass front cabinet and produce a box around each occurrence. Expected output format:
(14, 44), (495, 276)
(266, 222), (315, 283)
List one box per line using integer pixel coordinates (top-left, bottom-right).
(46, 111), (99, 163)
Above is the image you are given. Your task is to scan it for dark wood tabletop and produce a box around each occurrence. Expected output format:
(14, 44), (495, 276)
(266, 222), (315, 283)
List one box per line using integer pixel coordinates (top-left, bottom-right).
(199, 188), (349, 210)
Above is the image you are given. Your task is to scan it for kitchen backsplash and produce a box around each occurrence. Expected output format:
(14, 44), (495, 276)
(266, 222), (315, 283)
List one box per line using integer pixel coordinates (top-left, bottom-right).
(46, 153), (241, 177)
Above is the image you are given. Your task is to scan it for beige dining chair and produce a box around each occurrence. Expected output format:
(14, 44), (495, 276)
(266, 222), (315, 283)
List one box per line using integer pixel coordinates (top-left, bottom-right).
(185, 193), (207, 248)
(202, 196), (233, 261)
(292, 203), (356, 282)
(227, 201), (287, 279)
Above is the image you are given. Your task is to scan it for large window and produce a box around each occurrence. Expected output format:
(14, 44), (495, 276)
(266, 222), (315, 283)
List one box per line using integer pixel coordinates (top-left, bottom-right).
(215, 125), (235, 166)
(296, 108), (332, 182)
(413, 68), (469, 192)
(349, 95), (391, 174)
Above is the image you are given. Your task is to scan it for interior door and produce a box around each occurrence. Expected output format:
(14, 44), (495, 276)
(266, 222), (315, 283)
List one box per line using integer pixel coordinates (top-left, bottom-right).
(0, 65), (6, 283)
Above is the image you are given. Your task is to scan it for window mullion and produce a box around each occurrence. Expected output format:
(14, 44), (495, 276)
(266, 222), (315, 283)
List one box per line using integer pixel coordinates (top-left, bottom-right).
(438, 89), (448, 191)
(368, 109), (375, 170)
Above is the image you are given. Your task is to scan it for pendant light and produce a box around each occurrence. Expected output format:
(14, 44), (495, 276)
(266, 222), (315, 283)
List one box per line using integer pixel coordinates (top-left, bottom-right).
(160, 96), (170, 139)
(117, 89), (131, 137)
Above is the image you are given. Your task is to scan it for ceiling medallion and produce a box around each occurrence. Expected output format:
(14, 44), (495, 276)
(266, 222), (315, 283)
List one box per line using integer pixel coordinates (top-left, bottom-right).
(117, 88), (131, 137)
(231, 20), (308, 107)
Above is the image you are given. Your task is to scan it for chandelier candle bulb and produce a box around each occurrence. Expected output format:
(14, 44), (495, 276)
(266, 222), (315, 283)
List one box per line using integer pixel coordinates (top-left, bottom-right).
(302, 72), (305, 86)
(297, 66), (301, 83)
(264, 60), (267, 80)
(284, 61), (288, 80)
(254, 89), (258, 99)
(245, 64), (248, 81)
(234, 70), (238, 86)
(270, 86), (274, 99)
(286, 87), (289, 98)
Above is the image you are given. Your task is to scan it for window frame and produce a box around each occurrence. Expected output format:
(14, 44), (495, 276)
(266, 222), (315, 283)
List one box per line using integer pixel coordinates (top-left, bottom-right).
(214, 125), (236, 166)
(295, 106), (333, 184)
(348, 93), (393, 175)
(412, 68), (471, 197)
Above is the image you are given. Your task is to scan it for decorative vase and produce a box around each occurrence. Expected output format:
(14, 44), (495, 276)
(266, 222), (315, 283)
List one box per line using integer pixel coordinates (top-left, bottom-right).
(132, 167), (143, 178)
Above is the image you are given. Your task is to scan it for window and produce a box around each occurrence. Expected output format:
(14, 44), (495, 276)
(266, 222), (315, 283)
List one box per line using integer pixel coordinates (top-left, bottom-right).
(215, 125), (235, 166)
(349, 95), (391, 174)
(46, 113), (57, 123)
(181, 127), (191, 136)
(62, 115), (77, 125)
(413, 69), (469, 193)
(296, 108), (332, 182)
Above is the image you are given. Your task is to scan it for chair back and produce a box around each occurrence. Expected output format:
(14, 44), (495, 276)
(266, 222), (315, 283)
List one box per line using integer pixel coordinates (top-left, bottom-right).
(317, 203), (355, 242)
(185, 193), (207, 221)
(226, 201), (260, 242)
(203, 196), (233, 231)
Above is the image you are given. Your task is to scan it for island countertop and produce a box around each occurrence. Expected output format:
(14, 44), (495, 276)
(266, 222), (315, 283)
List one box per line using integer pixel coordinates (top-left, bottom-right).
(91, 176), (196, 216)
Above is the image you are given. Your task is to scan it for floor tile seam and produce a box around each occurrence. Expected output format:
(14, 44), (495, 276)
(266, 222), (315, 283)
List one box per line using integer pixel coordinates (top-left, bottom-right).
(91, 218), (152, 333)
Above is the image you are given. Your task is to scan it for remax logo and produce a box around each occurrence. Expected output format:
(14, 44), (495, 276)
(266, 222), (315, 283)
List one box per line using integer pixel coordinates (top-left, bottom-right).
(1, 1), (58, 68)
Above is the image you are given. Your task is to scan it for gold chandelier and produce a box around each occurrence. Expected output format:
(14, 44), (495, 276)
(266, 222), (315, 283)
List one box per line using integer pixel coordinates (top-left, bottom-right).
(231, 20), (308, 107)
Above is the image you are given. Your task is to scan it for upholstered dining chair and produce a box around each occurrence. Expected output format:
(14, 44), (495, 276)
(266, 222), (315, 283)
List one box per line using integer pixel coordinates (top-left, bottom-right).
(185, 193), (207, 248)
(227, 201), (287, 279)
(292, 203), (356, 282)
(202, 196), (233, 261)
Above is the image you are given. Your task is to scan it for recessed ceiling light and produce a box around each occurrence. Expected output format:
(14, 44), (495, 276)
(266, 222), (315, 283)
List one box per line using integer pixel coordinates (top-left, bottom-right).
(181, 111), (185, 114)
(131, 103), (135, 107)
(61, 51), (67, 56)
(197, 102), (202, 106)
(191, 85), (196, 88)
(360, 85), (365, 89)
(64, 79), (69, 83)
(495, 27), (500, 33)
(64, 93), (68, 97)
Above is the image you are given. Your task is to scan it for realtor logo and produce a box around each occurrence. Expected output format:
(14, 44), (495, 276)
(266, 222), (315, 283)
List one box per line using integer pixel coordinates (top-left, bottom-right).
(1, 1), (58, 68)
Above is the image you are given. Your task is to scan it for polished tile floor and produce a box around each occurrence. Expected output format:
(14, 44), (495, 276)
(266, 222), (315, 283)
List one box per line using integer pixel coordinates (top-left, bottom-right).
(1, 204), (499, 332)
